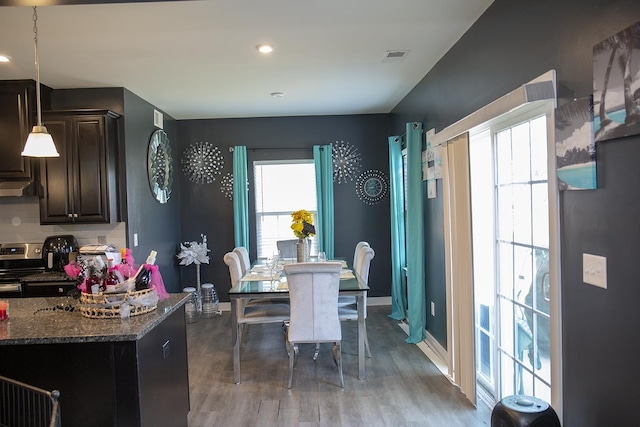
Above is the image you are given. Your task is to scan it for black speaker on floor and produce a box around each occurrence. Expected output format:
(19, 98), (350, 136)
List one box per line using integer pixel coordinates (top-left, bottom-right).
(491, 395), (561, 427)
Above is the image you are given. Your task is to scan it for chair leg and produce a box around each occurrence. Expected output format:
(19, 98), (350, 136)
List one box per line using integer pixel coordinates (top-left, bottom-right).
(313, 343), (320, 361)
(333, 342), (344, 388)
(288, 342), (296, 388)
(364, 321), (371, 358)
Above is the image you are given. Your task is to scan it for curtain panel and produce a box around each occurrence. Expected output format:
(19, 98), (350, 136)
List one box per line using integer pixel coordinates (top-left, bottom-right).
(405, 122), (427, 343)
(233, 146), (249, 251)
(313, 145), (335, 259)
(388, 136), (407, 321)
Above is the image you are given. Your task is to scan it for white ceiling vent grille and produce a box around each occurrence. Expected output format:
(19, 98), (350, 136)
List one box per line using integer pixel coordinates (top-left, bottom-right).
(154, 109), (164, 129)
(382, 50), (409, 63)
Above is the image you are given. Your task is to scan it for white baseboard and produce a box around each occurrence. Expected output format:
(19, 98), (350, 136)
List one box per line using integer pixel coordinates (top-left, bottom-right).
(397, 322), (453, 384)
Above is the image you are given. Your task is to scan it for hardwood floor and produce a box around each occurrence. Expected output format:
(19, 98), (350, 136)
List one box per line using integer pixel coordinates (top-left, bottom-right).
(186, 306), (492, 426)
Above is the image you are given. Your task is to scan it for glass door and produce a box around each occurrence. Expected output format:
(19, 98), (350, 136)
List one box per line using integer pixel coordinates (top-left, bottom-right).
(471, 112), (552, 405)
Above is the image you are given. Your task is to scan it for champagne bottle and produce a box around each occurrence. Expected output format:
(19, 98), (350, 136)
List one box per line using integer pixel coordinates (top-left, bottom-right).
(134, 250), (157, 291)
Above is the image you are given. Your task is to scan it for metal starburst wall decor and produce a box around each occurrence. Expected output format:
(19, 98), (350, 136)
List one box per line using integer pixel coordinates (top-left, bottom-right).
(331, 140), (362, 184)
(182, 141), (224, 184)
(220, 173), (234, 200)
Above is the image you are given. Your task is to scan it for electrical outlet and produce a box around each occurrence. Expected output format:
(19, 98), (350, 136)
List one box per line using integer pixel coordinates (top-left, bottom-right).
(431, 301), (436, 316)
(133, 233), (139, 247)
(583, 253), (607, 289)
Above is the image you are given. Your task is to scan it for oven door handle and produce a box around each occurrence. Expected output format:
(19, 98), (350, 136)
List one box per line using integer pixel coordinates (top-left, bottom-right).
(0, 283), (22, 293)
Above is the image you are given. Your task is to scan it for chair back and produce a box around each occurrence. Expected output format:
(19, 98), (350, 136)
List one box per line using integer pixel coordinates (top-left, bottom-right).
(355, 246), (375, 284)
(223, 251), (243, 286)
(353, 241), (370, 272)
(233, 246), (250, 275)
(285, 262), (342, 343)
(277, 239), (299, 258)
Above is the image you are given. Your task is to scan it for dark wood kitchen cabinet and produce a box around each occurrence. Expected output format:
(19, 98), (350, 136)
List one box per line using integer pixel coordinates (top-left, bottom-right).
(0, 80), (51, 180)
(39, 109), (121, 224)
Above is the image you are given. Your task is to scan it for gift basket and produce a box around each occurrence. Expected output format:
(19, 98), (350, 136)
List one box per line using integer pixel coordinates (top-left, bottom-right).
(65, 248), (169, 319)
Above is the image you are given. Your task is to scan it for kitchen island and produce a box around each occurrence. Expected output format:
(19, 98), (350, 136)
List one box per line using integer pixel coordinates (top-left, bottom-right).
(0, 293), (190, 427)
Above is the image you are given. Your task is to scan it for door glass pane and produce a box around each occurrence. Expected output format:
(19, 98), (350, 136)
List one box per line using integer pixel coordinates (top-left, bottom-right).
(512, 184), (532, 245)
(530, 116), (548, 180)
(514, 245), (533, 306)
(499, 297), (514, 358)
(511, 122), (531, 183)
(497, 185), (513, 242)
(496, 130), (512, 185)
(498, 242), (514, 298)
(532, 183), (549, 248)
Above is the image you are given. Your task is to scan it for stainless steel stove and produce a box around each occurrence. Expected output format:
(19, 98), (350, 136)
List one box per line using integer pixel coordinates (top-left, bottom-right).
(0, 242), (77, 298)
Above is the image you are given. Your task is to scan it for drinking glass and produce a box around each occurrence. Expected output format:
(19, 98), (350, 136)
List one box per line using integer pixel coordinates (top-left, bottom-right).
(318, 251), (327, 262)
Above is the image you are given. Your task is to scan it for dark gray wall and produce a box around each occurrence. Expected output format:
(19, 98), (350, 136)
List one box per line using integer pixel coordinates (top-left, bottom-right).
(391, 0), (640, 424)
(177, 114), (391, 302)
(51, 87), (182, 291)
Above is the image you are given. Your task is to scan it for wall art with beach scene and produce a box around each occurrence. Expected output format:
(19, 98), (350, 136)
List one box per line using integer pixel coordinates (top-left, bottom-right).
(593, 21), (640, 142)
(555, 96), (597, 190)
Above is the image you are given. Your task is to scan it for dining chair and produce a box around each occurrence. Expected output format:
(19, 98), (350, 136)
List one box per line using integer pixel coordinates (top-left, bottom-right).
(224, 251), (290, 340)
(233, 246), (250, 276)
(284, 262), (344, 389)
(339, 245), (375, 358)
(352, 241), (370, 273)
(339, 241), (370, 308)
(276, 239), (299, 259)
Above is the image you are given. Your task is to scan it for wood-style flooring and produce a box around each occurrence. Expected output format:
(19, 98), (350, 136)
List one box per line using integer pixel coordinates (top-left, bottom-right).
(186, 306), (491, 426)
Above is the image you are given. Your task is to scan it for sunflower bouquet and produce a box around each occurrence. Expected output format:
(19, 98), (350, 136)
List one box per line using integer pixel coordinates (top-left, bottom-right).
(291, 209), (316, 239)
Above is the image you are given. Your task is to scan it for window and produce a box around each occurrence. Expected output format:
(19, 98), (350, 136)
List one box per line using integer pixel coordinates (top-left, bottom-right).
(254, 160), (317, 259)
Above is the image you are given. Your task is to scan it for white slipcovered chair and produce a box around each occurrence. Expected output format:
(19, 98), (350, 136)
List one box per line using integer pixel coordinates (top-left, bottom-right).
(233, 246), (250, 276)
(339, 245), (374, 358)
(284, 262), (344, 389)
(276, 239), (299, 259)
(338, 241), (370, 307)
(223, 251), (290, 324)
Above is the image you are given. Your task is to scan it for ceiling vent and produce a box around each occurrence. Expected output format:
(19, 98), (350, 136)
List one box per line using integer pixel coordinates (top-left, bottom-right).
(382, 50), (409, 63)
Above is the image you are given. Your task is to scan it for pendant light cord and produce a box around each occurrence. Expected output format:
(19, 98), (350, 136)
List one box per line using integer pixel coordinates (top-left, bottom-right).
(33, 6), (42, 127)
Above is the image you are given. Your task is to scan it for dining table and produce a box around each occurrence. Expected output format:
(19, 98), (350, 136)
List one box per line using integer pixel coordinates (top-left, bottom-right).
(228, 258), (369, 384)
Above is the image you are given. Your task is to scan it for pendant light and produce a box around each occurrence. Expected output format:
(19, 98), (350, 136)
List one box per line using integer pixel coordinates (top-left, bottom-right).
(21, 6), (59, 158)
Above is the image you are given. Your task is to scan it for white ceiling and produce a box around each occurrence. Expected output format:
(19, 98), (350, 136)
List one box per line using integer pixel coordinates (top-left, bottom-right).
(0, 1), (493, 120)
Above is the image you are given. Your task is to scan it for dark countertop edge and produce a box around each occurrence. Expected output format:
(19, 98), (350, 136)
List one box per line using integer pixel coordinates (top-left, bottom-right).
(0, 293), (190, 345)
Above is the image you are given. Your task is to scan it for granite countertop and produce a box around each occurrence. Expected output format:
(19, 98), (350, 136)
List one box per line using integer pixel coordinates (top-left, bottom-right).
(0, 293), (190, 345)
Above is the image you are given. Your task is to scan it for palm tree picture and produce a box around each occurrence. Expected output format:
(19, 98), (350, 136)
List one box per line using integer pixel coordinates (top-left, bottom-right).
(555, 96), (597, 190)
(593, 21), (640, 142)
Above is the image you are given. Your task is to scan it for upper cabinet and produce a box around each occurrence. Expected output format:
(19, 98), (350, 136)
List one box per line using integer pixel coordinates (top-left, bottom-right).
(0, 80), (51, 180)
(39, 110), (121, 224)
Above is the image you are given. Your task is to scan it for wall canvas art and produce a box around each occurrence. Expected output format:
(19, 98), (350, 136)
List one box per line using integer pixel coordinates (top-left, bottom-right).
(555, 96), (597, 190)
(593, 21), (640, 142)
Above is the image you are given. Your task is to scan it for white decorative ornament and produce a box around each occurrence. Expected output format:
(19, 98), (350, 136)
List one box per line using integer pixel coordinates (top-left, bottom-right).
(356, 169), (389, 205)
(182, 141), (224, 184)
(331, 140), (362, 184)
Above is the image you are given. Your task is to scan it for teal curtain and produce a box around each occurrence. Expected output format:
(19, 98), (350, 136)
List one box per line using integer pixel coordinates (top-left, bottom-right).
(233, 146), (249, 251)
(405, 122), (426, 343)
(313, 145), (335, 259)
(388, 136), (407, 321)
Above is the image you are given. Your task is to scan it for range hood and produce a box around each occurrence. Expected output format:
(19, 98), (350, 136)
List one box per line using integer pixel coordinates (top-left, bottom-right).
(0, 180), (42, 197)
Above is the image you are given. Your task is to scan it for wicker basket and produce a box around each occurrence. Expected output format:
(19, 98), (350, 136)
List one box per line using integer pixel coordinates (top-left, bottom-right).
(79, 287), (158, 319)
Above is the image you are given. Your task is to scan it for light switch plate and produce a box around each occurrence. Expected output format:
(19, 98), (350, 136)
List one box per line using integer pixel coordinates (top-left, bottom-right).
(583, 253), (607, 289)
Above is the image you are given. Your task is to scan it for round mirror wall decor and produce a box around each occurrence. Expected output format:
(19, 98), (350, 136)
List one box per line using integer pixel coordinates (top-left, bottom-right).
(147, 129), (173, 204)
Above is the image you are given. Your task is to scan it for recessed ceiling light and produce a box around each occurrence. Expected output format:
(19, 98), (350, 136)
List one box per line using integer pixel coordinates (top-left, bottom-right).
(257, 44), (274, 54)
(0, 55), (11, 63)
(270, 92), (285, 98)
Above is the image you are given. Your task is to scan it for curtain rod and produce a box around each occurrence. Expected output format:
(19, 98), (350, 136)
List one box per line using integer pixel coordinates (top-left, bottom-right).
(229, 146), (313, 152)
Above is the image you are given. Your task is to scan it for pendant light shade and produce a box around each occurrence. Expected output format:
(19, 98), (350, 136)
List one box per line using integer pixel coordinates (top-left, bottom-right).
(22, 125), (58, 157)
(21, 6), (59, 158)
